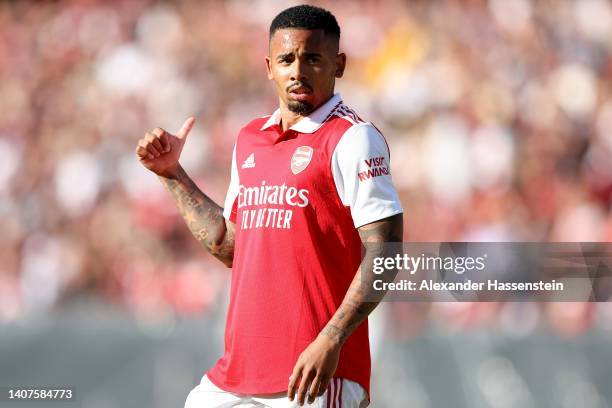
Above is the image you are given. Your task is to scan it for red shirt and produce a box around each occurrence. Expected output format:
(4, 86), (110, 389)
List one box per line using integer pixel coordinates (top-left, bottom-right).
(206, 94), (403, 397)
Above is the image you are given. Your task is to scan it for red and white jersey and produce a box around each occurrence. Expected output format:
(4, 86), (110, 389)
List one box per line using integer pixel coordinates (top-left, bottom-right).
(206, 93), (403, 397)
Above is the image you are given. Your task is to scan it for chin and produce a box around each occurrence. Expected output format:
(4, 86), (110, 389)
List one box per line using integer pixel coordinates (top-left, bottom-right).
(287, 101), (314, 115)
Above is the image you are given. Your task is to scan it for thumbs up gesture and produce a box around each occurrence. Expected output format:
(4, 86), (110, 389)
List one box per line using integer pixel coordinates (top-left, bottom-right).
(136, 117), (195, 178)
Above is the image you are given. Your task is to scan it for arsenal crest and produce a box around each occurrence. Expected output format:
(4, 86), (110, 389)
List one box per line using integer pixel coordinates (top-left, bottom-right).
(291, 146), (313, 175)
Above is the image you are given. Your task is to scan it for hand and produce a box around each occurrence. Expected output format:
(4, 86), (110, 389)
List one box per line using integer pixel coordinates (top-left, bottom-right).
(288, 334), (341, 406)
(135, 117), (195, 178)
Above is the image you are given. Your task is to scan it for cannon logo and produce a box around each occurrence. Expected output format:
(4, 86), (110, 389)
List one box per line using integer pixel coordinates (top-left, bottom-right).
(291, 146), (313, 175)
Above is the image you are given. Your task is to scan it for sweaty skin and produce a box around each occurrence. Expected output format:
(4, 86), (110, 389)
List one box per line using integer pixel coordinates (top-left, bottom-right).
(266, 28), (346, 131)
(281, 32), (294, 49)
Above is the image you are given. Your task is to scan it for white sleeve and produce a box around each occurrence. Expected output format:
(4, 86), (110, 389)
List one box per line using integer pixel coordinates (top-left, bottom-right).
(331, 123), (404, 228)
(222, 143), (239, 222)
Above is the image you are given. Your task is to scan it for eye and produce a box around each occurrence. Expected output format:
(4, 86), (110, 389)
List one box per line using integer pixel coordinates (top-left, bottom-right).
(306, 56), (320, 63)
(278, 55), (294, 64)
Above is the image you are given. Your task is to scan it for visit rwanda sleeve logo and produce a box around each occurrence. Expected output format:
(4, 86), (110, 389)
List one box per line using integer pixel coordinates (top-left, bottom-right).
(358, 156), (389, 181)
(291, 146), (313, 175)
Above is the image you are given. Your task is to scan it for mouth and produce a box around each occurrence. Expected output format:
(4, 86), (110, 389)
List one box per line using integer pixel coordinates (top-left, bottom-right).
(288, 85), (313, 102)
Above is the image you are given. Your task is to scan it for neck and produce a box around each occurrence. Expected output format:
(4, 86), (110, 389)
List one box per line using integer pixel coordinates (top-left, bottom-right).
(278, 93), (336, 132)
(279, 105), (304, 132)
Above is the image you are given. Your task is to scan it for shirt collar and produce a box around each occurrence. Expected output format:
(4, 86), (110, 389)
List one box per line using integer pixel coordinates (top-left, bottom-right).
(260, 93), (342, 133)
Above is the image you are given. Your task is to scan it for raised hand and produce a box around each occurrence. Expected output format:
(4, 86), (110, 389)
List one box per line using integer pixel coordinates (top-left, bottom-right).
(135, 117), (196, 179)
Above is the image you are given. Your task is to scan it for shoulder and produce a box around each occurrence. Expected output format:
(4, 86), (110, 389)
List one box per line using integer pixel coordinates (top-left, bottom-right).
(324, 102), (388, 153)
(331, 102), (368, 127)
(333, 122), (389, 159)
(330, 103), (386, 144)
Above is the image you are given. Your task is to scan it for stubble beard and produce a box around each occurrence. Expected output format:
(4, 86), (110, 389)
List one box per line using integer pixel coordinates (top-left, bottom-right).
(287, 100), (314, 116)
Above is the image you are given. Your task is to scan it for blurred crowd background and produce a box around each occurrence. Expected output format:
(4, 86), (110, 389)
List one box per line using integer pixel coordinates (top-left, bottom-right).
(1, 0), (612, 406)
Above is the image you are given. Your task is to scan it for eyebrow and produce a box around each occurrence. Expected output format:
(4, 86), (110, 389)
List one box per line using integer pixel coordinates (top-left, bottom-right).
(276, 51), (322, 60)
(276, 52), (293, 60)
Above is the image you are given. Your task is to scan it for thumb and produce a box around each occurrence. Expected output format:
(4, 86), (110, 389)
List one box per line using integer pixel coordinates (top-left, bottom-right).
(176, 117), (196, 140)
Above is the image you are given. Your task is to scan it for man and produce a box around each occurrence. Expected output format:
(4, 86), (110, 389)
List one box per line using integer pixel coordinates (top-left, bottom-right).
(135, 5), (403, 407)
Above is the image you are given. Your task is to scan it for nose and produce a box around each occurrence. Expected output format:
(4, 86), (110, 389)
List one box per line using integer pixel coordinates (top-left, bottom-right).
(290, 58), (307, 82)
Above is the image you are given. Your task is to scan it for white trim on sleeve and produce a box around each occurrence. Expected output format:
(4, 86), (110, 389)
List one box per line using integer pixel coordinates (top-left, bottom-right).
(331, 123), (403, 228)
(222, 143), (240, 221)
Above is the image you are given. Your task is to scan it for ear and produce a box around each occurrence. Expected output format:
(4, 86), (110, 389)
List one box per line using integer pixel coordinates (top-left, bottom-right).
(265, 56), (273, 80)
(335, 53), (346, 78)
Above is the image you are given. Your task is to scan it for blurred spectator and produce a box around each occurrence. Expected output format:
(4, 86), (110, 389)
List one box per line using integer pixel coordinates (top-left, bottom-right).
(0, 0), (610, 338)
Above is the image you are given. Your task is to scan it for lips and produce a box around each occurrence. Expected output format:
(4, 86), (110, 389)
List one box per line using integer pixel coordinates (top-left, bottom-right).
(289, 86), (311, 94)
(288, 85), (312, 101)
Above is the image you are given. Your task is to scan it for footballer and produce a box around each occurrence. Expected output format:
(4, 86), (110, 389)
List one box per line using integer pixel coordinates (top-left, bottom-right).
(136, 5), (403, 407)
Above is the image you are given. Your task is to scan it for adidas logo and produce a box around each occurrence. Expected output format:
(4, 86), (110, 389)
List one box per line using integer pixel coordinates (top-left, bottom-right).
(241, 153), (256, 169)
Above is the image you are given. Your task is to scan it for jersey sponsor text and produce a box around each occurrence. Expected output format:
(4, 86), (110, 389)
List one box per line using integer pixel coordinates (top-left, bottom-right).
(237, 181), (308, 230)
(358, 156), (389, 181)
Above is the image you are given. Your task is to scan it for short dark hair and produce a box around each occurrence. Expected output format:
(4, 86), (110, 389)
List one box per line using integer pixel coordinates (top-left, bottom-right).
(269, 5), (340, 43)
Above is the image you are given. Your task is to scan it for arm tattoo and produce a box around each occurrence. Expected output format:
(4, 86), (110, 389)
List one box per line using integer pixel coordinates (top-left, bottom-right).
(320, 213), (403, 345)
(159, 165), (235, 267)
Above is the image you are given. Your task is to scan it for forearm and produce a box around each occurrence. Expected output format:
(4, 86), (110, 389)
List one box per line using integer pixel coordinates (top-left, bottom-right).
(320, 214), (403, 346)
(158, 164), (235, 267)
(319, 253), (385, 345)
